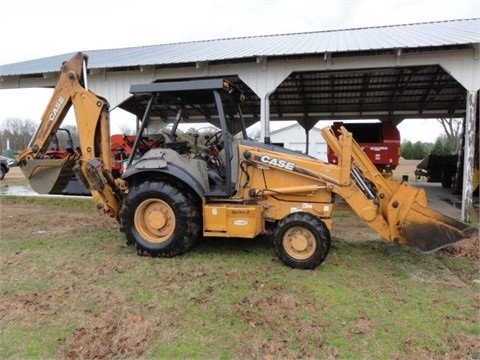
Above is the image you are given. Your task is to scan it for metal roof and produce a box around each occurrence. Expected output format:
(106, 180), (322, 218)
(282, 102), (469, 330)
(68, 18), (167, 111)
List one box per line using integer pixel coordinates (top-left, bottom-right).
(266, 65), (469, 121)
(116, 64), (469, 127)
(1, 18), (479, 76)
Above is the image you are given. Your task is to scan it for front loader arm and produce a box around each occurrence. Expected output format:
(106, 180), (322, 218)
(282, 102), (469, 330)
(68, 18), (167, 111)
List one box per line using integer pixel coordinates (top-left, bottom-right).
(239, 127), (474, 252)
(16, 52), (122, 219)
(322, 126), (476, 251)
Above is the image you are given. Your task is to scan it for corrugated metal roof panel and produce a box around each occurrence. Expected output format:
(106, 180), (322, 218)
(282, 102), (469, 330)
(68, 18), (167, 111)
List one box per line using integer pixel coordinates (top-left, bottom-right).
(1, 18), (478, 76)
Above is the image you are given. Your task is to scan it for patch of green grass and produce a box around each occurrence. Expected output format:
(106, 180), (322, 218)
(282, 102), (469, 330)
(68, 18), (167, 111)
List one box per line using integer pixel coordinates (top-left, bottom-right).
(465, 324), (480, 335)
(0, 197), (478, 359)
(0, 194), (95, 211)
(0, 322), (74, 359)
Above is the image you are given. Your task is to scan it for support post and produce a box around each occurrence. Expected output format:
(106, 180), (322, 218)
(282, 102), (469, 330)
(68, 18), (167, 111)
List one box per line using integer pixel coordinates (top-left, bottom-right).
(305, 127), (310, 155)
(260, 94), (271, 144)
(298, 118), (315, 155)
(461, 90), (477, 222)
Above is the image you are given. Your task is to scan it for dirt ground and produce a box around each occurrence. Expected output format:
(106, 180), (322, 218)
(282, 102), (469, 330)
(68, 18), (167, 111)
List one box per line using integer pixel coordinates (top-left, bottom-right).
(1, 161), (478, 261)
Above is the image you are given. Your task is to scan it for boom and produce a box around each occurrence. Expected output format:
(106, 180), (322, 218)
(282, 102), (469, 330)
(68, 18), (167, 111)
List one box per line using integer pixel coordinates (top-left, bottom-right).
(16, 52), (122, 219)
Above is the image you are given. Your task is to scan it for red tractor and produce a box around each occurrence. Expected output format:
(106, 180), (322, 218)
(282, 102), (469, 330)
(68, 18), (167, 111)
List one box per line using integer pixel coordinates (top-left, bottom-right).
(109, 134), (159, 177)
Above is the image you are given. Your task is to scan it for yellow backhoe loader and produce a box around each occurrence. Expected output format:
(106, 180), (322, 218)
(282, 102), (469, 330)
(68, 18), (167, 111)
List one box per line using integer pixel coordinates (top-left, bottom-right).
(16, 52), (477, 269)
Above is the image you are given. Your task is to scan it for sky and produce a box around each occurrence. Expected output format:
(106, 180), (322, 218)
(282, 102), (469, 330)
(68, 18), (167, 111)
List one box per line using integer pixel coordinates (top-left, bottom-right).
(0, 0), (479, 142)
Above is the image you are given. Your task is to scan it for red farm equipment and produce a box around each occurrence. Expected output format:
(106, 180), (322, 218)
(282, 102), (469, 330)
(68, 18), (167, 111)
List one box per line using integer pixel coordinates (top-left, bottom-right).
(327, 121), (401, 175)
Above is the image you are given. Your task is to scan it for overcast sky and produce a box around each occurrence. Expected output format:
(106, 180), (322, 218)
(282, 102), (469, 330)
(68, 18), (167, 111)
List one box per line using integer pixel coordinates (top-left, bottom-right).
(0, 0), (479, 141)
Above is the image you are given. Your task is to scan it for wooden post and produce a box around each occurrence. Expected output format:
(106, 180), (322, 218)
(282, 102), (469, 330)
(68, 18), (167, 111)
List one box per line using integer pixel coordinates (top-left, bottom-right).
(461, 91), (477, 222)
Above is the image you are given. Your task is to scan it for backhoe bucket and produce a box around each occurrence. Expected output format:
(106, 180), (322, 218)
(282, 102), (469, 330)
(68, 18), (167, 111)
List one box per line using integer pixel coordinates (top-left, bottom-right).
(21, 158), (77, 194)
(399, 202), (478, 252)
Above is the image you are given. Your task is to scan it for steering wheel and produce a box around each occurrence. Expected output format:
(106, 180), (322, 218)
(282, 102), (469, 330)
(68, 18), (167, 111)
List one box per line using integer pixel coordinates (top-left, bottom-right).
(204, 131), (225, 170)
(205, 131), (223, 148)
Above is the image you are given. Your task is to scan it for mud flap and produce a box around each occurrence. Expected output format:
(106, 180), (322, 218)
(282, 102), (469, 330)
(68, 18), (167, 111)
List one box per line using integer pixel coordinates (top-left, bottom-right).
(400, 201), (478, 252)
(21, 158), (76, 194)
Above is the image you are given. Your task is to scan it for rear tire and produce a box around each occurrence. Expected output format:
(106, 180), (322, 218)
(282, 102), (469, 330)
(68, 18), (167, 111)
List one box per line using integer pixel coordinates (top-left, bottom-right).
(441, 173), (453, 189)
(0, 167), (5, 180)
(120, 180), (201, 257)
(274, 212), (331, 269)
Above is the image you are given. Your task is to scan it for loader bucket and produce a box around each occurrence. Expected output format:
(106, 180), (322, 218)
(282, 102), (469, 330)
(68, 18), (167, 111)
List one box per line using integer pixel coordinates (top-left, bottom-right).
(400, 202), (478, 252)
(21, 158), (77, 194)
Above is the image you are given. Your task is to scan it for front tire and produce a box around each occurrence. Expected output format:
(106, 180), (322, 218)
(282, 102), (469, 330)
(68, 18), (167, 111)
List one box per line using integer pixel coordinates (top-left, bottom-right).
(274, 212), (331, 269)
(120, 180), (201, 257)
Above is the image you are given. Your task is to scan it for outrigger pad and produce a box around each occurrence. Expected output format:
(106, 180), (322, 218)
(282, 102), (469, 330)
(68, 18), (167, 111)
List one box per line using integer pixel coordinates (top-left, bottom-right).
(22, 158), (76, 194)
(400, 201), (478, 252)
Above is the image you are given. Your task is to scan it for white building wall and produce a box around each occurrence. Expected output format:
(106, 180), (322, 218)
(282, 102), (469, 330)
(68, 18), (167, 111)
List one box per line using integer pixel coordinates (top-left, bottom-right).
(269, 125), (327, 161)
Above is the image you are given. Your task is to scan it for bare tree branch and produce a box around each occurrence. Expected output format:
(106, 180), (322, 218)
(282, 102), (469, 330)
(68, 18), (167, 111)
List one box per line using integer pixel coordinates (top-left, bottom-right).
(436, 118), (462, 152)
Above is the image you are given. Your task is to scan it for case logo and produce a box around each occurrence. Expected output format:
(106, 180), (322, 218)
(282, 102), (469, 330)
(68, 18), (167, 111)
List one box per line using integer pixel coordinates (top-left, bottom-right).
(49, 96), (65, 121)
(260, 155), (295, 170)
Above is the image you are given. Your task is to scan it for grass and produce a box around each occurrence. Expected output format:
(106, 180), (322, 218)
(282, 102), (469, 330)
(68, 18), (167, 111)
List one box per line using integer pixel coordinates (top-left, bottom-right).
(0, 196), (479, 359)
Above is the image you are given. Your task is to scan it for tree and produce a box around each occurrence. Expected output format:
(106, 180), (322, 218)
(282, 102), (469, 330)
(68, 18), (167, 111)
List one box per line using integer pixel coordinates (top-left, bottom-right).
(401, 140), (428, 160)
(430, 138), (452, 156)
(412, 141), (428, 159)
(0, 118), (38, 153)
(401, 140), (414, 159)
(436, 118), (462, 152)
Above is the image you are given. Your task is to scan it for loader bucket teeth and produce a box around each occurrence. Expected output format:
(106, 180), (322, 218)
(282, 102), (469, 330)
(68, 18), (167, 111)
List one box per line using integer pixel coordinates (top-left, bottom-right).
(21, 158), (76, 194)
(400, 202), (478, 252)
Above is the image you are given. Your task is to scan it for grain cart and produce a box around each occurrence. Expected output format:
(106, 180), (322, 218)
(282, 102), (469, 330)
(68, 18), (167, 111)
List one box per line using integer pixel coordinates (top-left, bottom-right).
(16, 53), (476, 269)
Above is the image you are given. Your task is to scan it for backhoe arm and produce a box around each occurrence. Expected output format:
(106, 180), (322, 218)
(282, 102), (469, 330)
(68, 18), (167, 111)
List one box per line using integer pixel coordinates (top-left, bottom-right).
(16, 52), (122, 219)
(321, 126), (476, 252)
(17, 53), (85, 160)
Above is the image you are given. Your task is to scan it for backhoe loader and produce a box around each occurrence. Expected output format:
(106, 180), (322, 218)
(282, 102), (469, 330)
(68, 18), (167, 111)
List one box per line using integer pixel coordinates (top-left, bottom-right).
(16, 52), (477, 269)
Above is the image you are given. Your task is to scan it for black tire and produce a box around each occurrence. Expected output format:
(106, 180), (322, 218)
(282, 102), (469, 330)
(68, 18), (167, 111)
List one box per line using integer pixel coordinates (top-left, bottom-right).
(119, 180), (201, 257)
(273, 212), (331, 269)
(441, 173), (453, 188)
(0, 167), (5, 180)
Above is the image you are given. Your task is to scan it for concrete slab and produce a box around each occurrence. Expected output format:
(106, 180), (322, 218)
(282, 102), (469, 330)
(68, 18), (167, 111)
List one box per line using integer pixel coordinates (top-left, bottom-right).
(411, 181), (479, 222)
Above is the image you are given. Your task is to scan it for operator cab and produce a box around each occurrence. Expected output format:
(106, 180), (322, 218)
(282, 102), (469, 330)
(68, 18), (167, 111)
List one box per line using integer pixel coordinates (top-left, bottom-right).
(118, 78), (249, 198)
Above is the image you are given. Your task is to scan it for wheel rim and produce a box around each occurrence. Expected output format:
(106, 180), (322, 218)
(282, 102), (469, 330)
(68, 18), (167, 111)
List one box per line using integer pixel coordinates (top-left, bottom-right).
(283, 226), (316, 260)
(134, 198), (175, 244)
